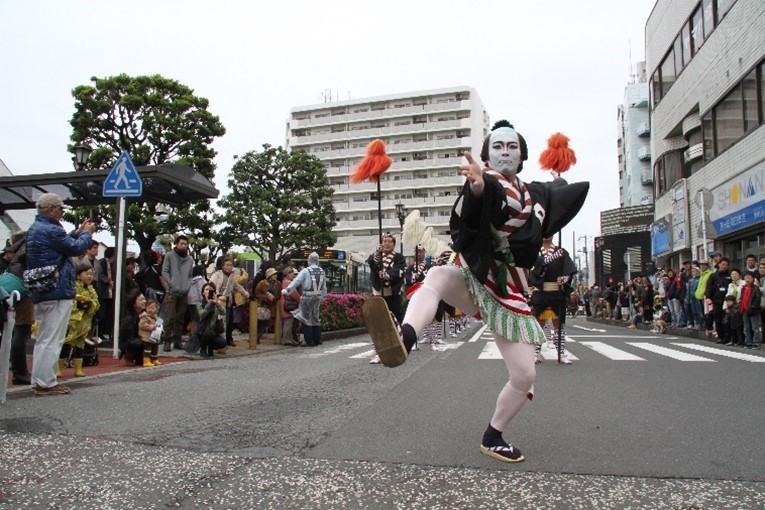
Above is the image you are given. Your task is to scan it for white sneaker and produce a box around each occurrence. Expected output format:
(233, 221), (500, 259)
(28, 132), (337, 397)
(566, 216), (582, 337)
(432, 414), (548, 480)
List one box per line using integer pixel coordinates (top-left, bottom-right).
(561, 354), (572, 365)
(546, 341), (555, 350)
(369, 355), (381, 364)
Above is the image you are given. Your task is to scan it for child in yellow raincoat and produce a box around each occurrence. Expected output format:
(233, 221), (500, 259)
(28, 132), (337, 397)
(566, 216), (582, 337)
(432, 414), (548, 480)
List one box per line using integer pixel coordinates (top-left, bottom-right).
(59, 264), (100, 377)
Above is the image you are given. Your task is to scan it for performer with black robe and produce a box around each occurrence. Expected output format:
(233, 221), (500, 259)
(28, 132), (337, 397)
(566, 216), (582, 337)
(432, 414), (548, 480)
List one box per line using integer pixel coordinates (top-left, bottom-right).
(367, 234), (406, 364)
(529, 237), (578, 364)
(366, 120), (588, 463)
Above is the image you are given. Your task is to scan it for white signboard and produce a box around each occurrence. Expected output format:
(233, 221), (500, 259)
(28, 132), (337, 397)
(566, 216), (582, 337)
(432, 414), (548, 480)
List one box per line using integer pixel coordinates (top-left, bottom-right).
(671, 179), (689, 251)
(709, 160), (765, 237)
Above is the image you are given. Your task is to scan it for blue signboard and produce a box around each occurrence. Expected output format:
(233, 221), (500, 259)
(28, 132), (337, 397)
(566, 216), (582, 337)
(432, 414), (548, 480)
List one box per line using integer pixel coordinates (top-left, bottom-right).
(711, 199), (765, 236)
(103, 151), (143, 198)
(651, 220), (671, 257)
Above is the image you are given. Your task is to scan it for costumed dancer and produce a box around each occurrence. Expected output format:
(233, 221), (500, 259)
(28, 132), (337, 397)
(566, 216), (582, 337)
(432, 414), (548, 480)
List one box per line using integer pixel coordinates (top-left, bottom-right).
(529, 237), (577, 364)
(367, 234), (406, 364)
(366, 120), (588, 463)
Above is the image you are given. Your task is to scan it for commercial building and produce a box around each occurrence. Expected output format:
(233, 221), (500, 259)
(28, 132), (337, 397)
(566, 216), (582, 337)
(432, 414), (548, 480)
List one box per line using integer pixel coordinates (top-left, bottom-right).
(287, 87), (489, 256)
(617, 62), (653, 208)
(646, 0), (765, 269)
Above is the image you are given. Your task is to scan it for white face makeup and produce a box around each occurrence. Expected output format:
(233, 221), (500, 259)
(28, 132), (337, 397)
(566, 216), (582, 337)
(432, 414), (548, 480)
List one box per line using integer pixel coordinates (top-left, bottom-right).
(488, 129), (521, 176)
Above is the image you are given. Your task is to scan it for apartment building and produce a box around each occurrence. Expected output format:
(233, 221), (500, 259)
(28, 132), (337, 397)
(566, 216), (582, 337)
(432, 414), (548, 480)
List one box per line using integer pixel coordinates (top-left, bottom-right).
(617, 62), (653, 208)
(647, 0), (765, 268)
(287, 87), (489, 256)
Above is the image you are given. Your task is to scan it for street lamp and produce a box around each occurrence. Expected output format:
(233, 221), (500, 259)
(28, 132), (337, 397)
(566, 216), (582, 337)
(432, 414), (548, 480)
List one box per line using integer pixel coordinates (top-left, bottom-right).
(72, 143), (92, 171)
(394, 201), (407, 253)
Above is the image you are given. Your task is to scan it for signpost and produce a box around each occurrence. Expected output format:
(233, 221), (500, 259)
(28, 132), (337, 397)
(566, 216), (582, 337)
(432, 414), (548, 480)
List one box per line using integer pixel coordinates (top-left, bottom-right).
(103, 152), (143, 358)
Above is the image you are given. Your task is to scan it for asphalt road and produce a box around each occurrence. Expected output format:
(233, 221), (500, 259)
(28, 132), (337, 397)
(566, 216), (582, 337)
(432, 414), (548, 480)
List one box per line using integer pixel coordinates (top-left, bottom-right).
(1, 317), (764, 509)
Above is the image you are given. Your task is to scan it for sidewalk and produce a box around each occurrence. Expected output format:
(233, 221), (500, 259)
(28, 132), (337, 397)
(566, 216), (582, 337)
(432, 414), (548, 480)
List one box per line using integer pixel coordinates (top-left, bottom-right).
(4, 328), (365, 396)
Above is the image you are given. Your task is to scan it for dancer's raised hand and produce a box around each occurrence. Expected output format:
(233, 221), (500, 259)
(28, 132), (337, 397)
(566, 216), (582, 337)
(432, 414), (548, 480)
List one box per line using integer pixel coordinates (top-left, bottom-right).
(460, 151), (484, 196)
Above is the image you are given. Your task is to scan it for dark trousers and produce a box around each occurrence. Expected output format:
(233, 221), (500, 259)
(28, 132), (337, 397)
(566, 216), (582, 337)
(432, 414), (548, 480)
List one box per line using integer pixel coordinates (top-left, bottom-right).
(303, 325), (322, 346)
(162, 293), (187, 343)
(713, 302), (725, 339)
(11, 324), (31, 377)
(384, 294), (404, 324)
(98, 298), (114, 339)
(226, 304), (235, 343)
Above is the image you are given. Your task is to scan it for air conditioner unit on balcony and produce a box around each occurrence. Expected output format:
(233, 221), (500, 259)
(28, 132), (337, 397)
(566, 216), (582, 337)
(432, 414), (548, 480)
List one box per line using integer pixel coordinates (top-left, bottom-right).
(637, 146), (651, 161)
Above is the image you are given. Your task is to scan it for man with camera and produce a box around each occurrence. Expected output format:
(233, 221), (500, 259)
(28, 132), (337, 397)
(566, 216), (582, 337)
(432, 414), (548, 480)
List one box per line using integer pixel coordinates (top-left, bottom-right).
(26, 193), (95, 396)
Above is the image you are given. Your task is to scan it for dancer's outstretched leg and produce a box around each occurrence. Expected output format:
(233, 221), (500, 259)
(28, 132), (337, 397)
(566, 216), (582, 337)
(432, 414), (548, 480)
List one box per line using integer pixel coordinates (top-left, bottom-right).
(481, 337), (536, 463)
(400, 266), (479, 351)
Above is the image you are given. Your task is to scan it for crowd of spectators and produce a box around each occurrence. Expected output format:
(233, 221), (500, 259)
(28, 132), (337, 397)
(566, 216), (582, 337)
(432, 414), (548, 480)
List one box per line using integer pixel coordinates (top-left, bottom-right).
(579, 254), (764, 349)
(0, 193), (327, 396)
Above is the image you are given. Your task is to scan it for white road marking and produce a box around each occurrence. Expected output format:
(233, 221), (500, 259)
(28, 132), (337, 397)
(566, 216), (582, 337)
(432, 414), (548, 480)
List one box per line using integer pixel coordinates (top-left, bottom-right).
(478, 341), (501, 359)
(567, 335), (678, 340)
(350, 349), (377, 359)
(579, 341), (645, 360)
(626, 343), (715, 361)
(308, 342), (370, 357)
(571, 324), (606, 333)
(540, 346), (578, 361)
(671, 343), (765, 363)
(469, 324), (488, 342)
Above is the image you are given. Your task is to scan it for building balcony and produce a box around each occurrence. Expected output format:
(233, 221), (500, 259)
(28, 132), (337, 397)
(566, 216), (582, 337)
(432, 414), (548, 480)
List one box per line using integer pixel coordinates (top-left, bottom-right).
(683, 143), (703, 163)
(289, 118), (470, 145)
(637, 146), (651, 161)
(332, 175), (463, 195)
(636, 122), (650, 137)
(290, 100), (473, 129)
(640, 168), (653, 185)
(306, 137), (473, 160)
(325, 157), (459, 177)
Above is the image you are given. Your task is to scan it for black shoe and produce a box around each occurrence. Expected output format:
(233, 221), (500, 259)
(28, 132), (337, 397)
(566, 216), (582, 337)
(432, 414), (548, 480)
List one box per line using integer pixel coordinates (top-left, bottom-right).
(480, 442), (525, 463)
(199, 350), (211, 358)
(12, 374), (31, 385)
(716, 340), (726, 344)
(173, 342), (183, 350)
(226, 340), (236, 347)
(163, 341), (172, 352)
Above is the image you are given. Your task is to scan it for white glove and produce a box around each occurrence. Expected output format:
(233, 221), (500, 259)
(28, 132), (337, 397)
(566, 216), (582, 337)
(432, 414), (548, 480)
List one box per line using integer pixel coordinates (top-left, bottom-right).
(281, 288), (289, 295)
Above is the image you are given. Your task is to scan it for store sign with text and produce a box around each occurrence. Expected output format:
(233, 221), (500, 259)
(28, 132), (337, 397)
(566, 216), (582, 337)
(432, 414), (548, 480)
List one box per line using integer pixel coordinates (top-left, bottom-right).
(709, 160), (765, 237)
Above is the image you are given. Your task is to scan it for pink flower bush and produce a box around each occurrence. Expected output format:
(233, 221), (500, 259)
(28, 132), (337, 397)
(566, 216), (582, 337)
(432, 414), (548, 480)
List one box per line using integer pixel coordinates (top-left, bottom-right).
(320, 293), (368, 331)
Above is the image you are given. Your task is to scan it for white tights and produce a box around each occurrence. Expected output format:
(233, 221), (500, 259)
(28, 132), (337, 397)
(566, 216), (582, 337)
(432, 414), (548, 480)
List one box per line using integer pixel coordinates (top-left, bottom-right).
(403, 266), (537, 433)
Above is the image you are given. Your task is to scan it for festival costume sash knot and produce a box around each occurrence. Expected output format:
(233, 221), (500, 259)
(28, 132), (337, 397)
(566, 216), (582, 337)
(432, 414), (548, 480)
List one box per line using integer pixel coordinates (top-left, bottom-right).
(483, 170), (532, 299)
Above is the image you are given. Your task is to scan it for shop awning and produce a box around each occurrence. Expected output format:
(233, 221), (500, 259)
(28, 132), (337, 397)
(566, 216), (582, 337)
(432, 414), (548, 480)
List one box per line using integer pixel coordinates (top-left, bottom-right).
(0, 164), (218, 212)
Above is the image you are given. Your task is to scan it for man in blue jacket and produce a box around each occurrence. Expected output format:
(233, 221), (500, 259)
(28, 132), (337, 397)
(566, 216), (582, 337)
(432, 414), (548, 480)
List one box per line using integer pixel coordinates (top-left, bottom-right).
(27, 193), (95, 396)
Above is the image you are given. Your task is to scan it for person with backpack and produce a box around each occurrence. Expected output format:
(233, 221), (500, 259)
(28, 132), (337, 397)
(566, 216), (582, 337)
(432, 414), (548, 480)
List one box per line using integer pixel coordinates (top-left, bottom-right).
(281, 252), (327, 347)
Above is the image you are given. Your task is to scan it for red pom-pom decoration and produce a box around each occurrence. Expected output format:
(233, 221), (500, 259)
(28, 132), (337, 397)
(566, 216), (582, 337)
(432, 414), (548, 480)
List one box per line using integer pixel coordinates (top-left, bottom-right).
(539, 133), (576, 174)
(350, 139), (392, 184)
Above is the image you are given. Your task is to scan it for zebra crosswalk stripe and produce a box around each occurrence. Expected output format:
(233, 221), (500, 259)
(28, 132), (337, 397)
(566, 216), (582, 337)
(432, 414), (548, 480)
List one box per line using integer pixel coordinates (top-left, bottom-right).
(579, 341), (645, 360)
(350, 349), (376, 359)
(670, 343), (765, 363)
(626, 343), (715, 361)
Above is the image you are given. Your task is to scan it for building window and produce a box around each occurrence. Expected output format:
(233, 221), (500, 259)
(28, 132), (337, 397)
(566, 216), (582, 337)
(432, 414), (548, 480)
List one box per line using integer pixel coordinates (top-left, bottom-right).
(691, 5), (704, 54)
(761, 62), (765, 124)
(681, 21), (693, 68)
(715, 85), (744, 155)
(660, 49), (676, 95)
(716, 0), (736, 21)
(673, 34), (684, 76)
(653, 151), (684, 197)
(742, 70), (758, 132)
(702, 0), (714, 39)
(651, 70), (661, 108)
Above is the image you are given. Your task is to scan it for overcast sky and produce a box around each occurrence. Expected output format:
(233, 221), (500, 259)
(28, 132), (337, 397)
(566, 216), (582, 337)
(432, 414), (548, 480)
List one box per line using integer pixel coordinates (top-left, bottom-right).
(0, 0), (655, 257)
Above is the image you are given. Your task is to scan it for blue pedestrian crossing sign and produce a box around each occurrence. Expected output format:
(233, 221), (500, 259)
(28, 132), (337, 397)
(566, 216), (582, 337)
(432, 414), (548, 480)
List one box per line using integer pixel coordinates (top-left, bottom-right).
(103, 151), (143, 197)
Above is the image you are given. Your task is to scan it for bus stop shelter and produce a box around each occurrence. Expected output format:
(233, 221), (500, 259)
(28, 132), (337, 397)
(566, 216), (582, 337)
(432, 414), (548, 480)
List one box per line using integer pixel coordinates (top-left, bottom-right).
(0, 164), (218, 212)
